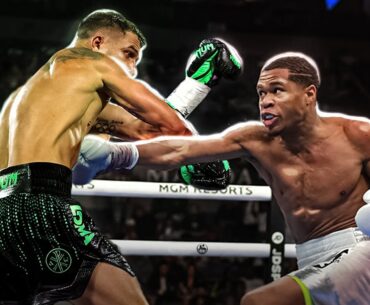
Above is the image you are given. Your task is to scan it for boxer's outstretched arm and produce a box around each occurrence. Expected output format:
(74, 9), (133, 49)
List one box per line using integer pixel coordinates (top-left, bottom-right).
(135, 122), (261, 169)
(97, 55), (191, 136)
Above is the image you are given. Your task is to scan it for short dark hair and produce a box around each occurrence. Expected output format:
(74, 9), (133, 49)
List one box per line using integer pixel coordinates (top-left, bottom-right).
(262, 52), (321, 89)
(77, 9), (146, 48)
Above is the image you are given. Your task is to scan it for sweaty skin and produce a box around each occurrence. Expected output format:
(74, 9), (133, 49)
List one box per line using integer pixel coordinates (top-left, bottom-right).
(0, 89), (20, 169)
(0, 93), (162, 170)
(136, 68), (370, 243)
(0, 29), (191, 170)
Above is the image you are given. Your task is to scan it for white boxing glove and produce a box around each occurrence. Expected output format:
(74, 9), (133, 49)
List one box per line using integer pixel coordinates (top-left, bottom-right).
(73, 135), (139, 185)
(355, 190), (370, 236)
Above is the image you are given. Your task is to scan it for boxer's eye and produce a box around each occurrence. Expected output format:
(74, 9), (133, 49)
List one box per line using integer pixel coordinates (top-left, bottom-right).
(121, 49), (138, 62)
(123, 50), (134, 58)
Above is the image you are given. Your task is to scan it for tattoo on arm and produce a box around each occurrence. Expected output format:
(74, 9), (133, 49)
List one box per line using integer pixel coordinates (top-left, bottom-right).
(90, 119), (124, 135)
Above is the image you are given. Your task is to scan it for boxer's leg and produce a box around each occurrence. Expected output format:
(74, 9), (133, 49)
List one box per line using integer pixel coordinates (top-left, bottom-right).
(72, 262), (148, 305)
(240, 276), (306, 305)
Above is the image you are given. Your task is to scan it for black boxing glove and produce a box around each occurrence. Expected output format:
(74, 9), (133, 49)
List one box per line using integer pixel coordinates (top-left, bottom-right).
(179, 160), (231, 190)
(166, 38), (243, 117)
(187, 38), (243, 86)
(215, 38), (243, 80)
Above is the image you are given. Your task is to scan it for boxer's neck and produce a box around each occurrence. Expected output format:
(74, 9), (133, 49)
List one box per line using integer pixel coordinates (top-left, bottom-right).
(280, 111), (326, 153)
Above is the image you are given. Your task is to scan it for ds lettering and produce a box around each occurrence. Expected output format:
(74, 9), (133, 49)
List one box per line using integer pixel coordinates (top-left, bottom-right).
(70, 205), (95, 245)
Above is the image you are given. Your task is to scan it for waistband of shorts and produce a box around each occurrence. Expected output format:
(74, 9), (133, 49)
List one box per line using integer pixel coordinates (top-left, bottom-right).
(0, 162), (72, 198)
(295, 227), (370, 268)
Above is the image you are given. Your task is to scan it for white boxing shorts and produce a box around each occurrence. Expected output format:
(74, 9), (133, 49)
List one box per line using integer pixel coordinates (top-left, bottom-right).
(289, 227), (370, 305)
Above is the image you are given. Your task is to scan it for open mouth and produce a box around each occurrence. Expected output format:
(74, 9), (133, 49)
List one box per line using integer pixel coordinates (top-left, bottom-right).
(261, 113), (278, 127)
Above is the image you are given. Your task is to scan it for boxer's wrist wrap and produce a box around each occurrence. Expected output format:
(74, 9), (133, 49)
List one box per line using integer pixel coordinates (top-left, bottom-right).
(166, 77), (211, 118)
(108, 142), (139, 170)
(72, 136), (139, 185)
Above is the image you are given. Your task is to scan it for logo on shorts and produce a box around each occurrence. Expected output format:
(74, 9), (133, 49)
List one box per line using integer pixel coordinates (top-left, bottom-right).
(313, 249), (349, 269)
(196, 243), (208, 255)
(0, 171), (18, 190)
(70, 204), (95, 245)
(45, 248), (72, 274)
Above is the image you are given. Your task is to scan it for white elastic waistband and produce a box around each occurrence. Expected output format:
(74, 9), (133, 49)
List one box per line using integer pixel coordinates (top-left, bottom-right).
(295, 228), (370, 269)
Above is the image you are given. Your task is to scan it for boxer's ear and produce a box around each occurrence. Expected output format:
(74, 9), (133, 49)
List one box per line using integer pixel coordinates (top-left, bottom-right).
(91, 35), (104, 51)
(304, 84), (316, 106)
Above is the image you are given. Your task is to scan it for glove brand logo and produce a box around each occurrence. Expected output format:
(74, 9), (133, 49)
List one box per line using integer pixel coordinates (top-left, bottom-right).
(70, 205), (95, 245)
(45, 248), (72, 274)
(195, 43), (215, 58)
(197, 243), (208, 255)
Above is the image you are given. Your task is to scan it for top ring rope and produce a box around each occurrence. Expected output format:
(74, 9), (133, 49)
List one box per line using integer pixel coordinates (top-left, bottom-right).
(72, 180), (272, 201)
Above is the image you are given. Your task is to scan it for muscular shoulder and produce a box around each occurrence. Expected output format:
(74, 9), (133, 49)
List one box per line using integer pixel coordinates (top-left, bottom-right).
(219, 121), (273, 161)
(343, 116), (370, 152)
(42, 48), (105, 77)
(52, 48), (129, 79)
(322, 111), (370, 157)
(46, 48), (124, 86)
(49, 48), (116, 73)
(223, 121), (270, 144)
(53, 48), (105, 63)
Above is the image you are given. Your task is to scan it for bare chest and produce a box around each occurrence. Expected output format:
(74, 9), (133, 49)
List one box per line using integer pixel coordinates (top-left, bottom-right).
(250, 138), (363, 208)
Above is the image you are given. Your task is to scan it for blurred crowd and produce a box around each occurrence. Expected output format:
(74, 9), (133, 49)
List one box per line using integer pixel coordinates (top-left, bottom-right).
(1, 42), (370, 304)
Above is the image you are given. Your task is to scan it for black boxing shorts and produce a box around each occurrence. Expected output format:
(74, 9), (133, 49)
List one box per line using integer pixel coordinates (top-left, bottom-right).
(0, 162), (134, 305)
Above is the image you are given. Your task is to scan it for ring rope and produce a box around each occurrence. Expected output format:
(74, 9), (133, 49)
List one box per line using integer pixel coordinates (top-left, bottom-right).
(73, 180), (291, 257)
(112, 240), (296, 258)
(72, 180), (272, 201)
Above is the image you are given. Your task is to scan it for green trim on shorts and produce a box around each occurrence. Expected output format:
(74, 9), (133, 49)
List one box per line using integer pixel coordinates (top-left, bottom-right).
(290, 275), (314, 305)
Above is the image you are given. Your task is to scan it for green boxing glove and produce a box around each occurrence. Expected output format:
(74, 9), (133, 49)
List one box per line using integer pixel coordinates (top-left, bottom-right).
(187, 38), (243, 87)
(166, 38), (243, 118)
(179, 160), (231, 190)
